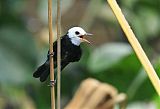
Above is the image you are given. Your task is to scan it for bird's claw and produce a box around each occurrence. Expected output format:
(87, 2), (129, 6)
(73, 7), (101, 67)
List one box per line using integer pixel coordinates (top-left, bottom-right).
(48, 80), (56, 87)
(48, 52), (54, 57)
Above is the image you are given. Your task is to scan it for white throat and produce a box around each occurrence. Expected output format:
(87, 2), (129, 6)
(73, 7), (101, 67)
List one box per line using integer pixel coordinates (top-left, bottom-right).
(70, 37), (81, 46)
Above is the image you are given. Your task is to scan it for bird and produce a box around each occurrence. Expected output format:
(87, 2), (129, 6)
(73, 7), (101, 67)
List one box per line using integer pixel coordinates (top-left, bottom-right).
(33, 27), (92, 83)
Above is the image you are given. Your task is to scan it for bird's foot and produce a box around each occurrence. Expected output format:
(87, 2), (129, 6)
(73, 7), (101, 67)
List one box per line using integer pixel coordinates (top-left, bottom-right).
(47, 52), (54, 57)
(48, 80), (56, 87)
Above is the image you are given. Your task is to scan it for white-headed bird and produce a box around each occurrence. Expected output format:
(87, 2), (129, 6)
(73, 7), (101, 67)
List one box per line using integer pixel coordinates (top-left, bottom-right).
(33, 27), (92, 82)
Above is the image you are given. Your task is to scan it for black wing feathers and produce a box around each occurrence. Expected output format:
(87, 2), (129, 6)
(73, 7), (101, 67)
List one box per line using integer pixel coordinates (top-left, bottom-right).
(33, 35), (82, 82)
(33, 63), (49, 78)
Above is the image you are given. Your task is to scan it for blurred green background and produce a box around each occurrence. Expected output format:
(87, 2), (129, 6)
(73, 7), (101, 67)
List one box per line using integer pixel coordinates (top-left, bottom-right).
(0, 0), (160, 109)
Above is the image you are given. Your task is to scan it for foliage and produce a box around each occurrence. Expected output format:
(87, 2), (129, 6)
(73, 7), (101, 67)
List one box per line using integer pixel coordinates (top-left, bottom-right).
(0, 0), (159, 109)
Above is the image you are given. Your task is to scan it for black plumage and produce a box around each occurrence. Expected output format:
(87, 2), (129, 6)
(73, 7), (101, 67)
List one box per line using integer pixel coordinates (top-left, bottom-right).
(33, 34), (82, 82)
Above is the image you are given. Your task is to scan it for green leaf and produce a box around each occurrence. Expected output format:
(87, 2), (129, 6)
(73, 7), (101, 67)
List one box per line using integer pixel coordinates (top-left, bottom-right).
(87, 43), (133, 73)
(0, 27), (37, 85)
(127, 57), (160, 101)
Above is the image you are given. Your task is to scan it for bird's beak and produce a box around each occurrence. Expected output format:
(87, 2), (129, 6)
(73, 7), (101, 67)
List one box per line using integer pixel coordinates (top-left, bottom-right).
(80, 33), (93, 44)
(85, 33), (93, 36)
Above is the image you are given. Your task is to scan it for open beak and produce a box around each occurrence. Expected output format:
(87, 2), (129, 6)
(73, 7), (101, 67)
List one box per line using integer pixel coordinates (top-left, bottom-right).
(80, 33), (93, 44)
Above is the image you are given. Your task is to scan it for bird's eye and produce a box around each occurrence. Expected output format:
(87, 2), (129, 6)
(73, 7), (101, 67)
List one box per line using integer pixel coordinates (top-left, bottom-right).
(75, 31), (80, 35)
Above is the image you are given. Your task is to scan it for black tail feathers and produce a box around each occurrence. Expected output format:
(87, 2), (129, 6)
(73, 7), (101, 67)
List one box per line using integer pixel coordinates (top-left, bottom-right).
(33, 61), (69, 82)
(33, 63), (50, 82)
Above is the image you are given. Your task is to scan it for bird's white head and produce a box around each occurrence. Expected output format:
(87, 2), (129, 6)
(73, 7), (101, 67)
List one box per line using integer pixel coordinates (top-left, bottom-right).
(67, 27), (92, 46)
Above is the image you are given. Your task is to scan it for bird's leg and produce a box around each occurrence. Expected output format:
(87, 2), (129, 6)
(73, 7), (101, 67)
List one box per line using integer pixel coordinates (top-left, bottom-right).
(47, 51), (56, 87)
(48, 71), (58, 87)
(48, 80), (56, 87)
(47, 52), (54, 57)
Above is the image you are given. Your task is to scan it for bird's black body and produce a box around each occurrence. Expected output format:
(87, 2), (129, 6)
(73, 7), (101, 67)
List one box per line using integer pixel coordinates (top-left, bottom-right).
(33, 34), (82, 82)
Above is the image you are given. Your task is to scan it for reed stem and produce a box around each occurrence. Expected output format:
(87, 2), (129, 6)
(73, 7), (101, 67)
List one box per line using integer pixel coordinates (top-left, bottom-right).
(57, 0), (61, 108)
(107, 0), (160, 96)
(48, 0), (55, 109)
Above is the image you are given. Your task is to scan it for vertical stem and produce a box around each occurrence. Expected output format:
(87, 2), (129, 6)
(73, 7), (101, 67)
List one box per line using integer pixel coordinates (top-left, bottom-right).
(57, 0), (61, 109)
(107, 0), (160, 95)
(48, 0), (55, 109)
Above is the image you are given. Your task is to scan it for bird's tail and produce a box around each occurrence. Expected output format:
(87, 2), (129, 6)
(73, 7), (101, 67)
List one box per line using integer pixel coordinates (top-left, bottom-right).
(33, 63), (50, 82)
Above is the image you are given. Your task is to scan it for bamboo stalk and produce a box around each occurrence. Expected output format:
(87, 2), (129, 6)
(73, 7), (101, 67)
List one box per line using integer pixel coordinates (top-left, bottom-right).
(48, 0), (55, 109)
(107, 0), (160, 95)
(56, 0), (61, 108)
